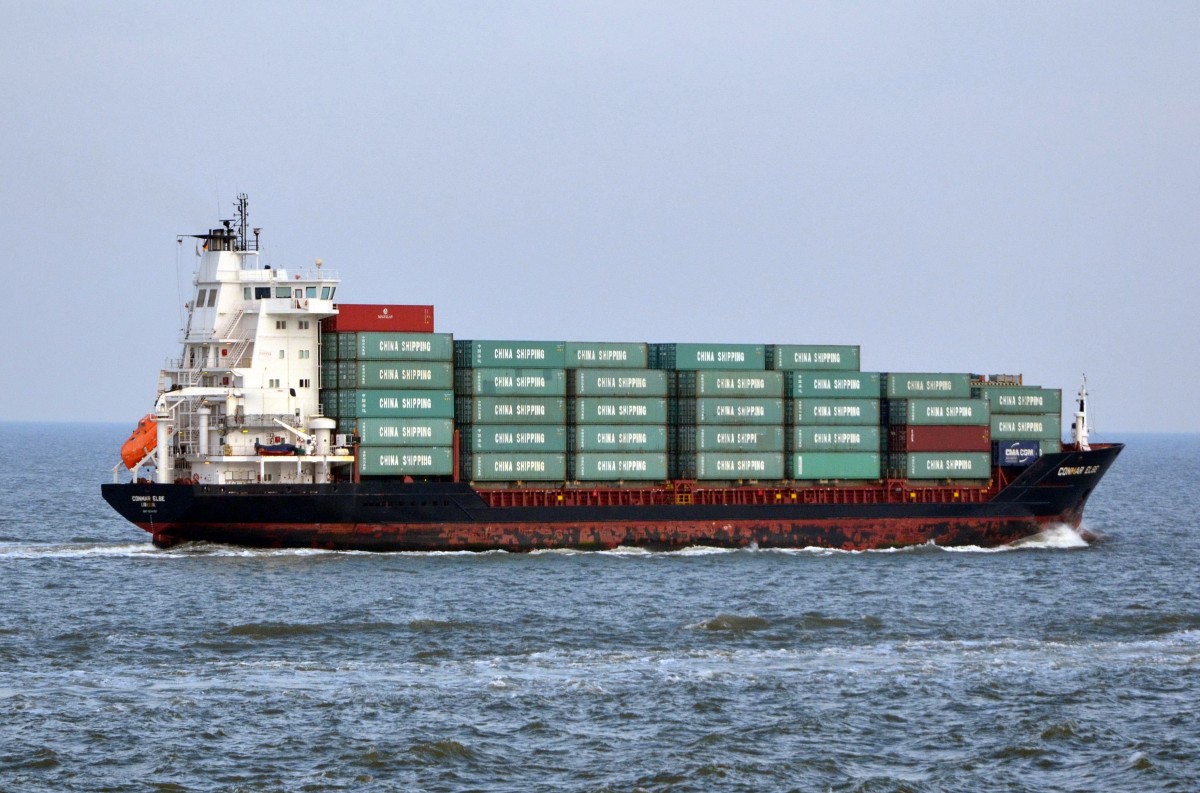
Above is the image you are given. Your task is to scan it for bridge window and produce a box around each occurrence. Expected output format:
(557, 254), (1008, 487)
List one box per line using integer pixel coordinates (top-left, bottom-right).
(244, 287), (252, 300)
(321, 286), (331, 299)
(207, 290), (218, 307)
(255, 287), (271, 299)
(196, 289), (207, 306)
(306, 286), (317, 298)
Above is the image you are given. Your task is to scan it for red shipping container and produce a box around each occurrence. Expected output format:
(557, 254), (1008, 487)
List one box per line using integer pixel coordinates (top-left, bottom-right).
(890, 425), (990, 452)
(320, 304), (434, 333)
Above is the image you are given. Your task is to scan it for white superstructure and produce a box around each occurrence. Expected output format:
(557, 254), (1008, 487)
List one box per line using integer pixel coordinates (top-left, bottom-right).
(122, 195), (352, 485)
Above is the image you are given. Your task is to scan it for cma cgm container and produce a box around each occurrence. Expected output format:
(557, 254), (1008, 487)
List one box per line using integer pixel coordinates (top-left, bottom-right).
(789, 452), (881, 480)
(455, 340), (567, 369)
(892, 452), (992, 480)
(353, 332), (453, 361)
(885, 373), (972, 399)
(338, 390), (455, 419)
(356, 418), (455, 447)
(677, 452), (786, 480)
(676, 426), (786, 452)
(465, 425), (569, 453)
(320, 304), (434, 333)
(358, 446), (454, 476)
(455, 368), (568, 397)
(571, 397), (669, 425)
(790, 426), (882, 452)
(890, 399), (989, 426)
(675, 370), (785, 397)
(888, 425), (991, 452)
(457, 397), (568, 425)
(651, 343), (766, 371)
(564, 342), (649, 369)
(572, 453), (669, 481)
(787, 371), (880, 398)
(974, 386), (1063, 414)
(467, 453), (567, 481)
(768, 345), (860, 371)
(990, 415), (1062, 440)
(995, 440), (1041, 467)
(570, 369), (670, 397)
(573, 425), (669, 452)
(338, 361), (453, 389)
(788, 399), (881, 426)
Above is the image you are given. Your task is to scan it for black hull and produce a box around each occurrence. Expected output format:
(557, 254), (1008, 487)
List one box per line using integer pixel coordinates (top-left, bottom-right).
(101, 444), (1122, 552)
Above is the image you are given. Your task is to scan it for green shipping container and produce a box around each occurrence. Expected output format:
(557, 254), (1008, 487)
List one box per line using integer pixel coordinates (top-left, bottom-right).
(573, 425), (669, 452)
(564, 341), (649, 369)
(789, 398), (881, 426)
(675, 426), (785, 452)
(990, 414), (1062, 440)
(572, 452), (668, 481)
(358, 446), (454, 476)
(320, 333), (338, 362)
(571, 397), (669, 425)
(678, 452), (785, 480)
(570, 369), (670, 397)
(468, 453), (566, 481)
(894, 399), (990, 426)
(339, 390), (455, 419)
(354, 332), (454, 361)
(676, 398), (786, 425)
(358, 418), (455, 446)
(651, 343), (766, 371)
(1042, 439), (1063, 454)
(320, 362), (339, 390)
(466, 425), (568, 452)
(974, 386), (1063, 414)
(455, 368), (567, 396)
(338, 361), (453, 389)
(885, 373), (972, 399)
(894, 452), (991, 480)
(787, 371), (881, 398)
(458, 397), (568, 425)
(791, 426), (882, 452)
(337, 333), (358, 360)
(769, 345), (860, 371)
(789, 452), (881, 480)
(676, 370), (785, 397)
(455, 340), (567, 369)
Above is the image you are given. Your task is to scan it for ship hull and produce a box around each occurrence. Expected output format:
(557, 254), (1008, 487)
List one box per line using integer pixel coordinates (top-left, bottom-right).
(102, 444), (1121, 552)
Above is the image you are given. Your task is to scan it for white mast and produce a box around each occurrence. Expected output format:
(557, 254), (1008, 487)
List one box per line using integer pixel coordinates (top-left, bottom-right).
(1071, 375), (1090, 451)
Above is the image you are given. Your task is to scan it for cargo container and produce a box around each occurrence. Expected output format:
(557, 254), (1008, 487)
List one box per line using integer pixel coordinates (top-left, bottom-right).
(990, 414), (1062, 440)
(320, 362), (339, 391)
(357, 418), (455, 447)
(569, 369), (670, 397)
(571, 397), (670, 425)
(674, 398), (786, 426)
(885, 373), (972, 399)
(791, 426), (882, 452)
(455, 340), (567, 369)
(675, 370), (785, 398)
(973, 385), (1063, 414)
(676, 426), (786, 452)
(465, 425), (569, 453)
(650, 343), (766, 371)
(320, 304), (434, 334)
(564, 341), (649, 369)
(888, 425), (990, 452)
(788, 398), (881, 426)
(892, 452), (992, 480)
(994, 440), (1041, 467)
(572, 452), (669, 481)
(573, 425), (669, 452)
(320, 333), (338, 363)
(787, 371), (880, 397)
(358, 446), (454, 477)
(457, 397), (568, 425)
(338, 389), (455, 419)
(455, 368), (568, 397)
(768, 345), (860, 371)
(677, 452), (786, 480)
(353, 332), (454, 361)
(890, 399), (990, 426)
(467, 453), (567, 481)
(338, 361), (453, 390)
(789, 452), (881, 480)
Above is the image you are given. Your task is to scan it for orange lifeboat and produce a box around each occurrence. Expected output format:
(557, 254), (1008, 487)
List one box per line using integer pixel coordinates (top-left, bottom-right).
(121, 414), (158, 469)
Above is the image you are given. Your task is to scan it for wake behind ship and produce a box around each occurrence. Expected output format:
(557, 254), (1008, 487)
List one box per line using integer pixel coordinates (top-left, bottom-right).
(102, 196), (1121, 551)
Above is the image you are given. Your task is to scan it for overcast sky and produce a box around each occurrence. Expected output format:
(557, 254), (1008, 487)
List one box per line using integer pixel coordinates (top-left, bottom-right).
(3, 2), (1197, 434)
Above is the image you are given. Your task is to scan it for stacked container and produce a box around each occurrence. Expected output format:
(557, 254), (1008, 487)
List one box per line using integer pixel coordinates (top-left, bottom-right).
(652, 343), (784, 480)
(455, 340), (569, 481)
(884, 373), (991, 480)
(774, 349), (881, 480)
(973, 382), (1064, 466)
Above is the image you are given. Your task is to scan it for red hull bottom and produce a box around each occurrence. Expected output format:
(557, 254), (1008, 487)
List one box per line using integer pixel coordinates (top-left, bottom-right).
(141, 514), (1064, 553)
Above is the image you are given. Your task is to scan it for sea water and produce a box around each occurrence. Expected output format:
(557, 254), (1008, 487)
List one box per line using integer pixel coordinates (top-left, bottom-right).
(0, 424), (1197, 792)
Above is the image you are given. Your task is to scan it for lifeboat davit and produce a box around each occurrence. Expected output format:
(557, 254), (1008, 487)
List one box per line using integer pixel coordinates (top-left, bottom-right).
(121, 414), (158, 469)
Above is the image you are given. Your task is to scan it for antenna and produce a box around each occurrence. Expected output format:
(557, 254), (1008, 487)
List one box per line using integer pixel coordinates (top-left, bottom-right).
(235, 193), (249, 251)
(1071, 374), (1091, 451)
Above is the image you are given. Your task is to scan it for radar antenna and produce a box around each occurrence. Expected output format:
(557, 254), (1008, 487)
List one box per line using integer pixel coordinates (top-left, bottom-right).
(234, 193), (250, 251)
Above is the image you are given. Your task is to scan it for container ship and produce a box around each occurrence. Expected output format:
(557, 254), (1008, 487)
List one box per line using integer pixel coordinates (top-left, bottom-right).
(101, 197), (1122, 552)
